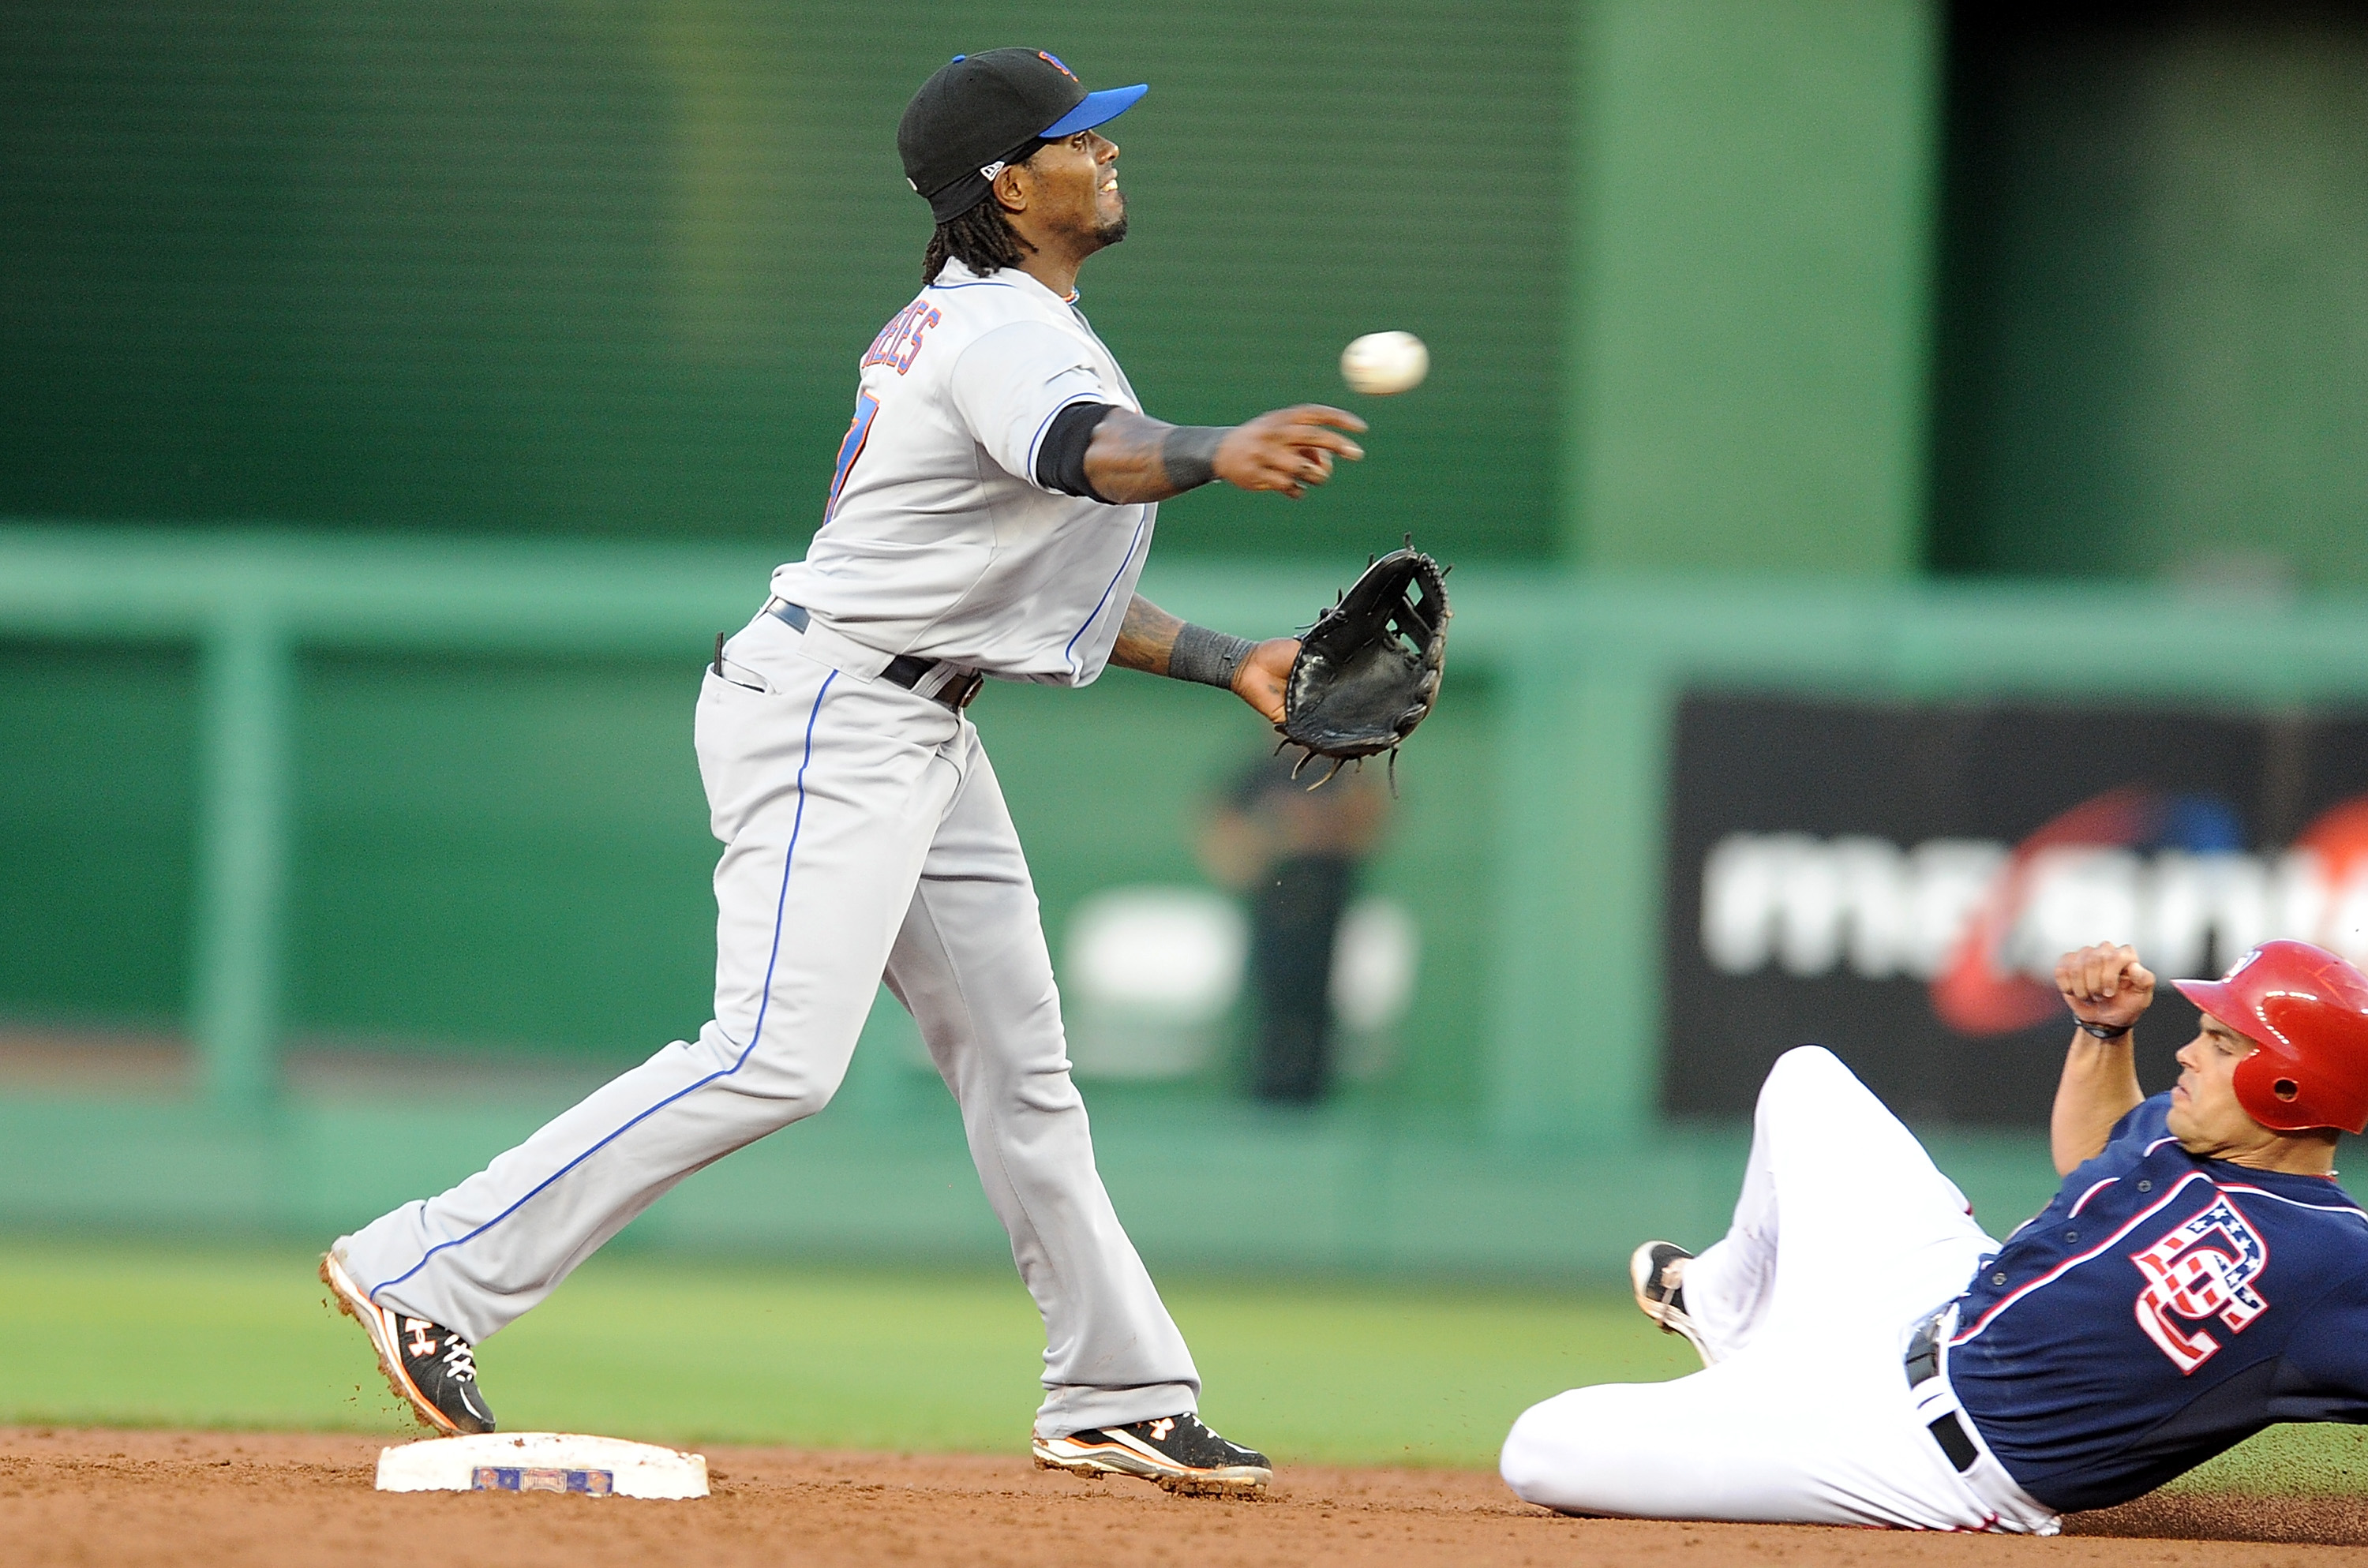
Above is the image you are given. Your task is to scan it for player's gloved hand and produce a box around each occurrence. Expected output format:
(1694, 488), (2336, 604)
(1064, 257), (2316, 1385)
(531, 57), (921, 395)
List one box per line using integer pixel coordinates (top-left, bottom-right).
(1215, 406), (1367, 499)
(1231, 638), (1299, 724)
(2055, 942), (2156, 1037)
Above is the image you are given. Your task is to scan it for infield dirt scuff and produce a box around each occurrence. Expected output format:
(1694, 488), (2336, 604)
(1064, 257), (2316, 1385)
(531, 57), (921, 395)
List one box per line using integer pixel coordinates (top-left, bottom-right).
(0, 1428), (2359, 1567)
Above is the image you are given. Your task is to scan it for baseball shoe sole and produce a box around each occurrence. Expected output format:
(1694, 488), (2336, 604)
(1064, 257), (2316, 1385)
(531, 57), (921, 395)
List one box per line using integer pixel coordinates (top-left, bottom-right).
(320, 1244), (496, 1435)
(1631, 1239), (1718, 1366)
(1033, 1413), (1272, 1497)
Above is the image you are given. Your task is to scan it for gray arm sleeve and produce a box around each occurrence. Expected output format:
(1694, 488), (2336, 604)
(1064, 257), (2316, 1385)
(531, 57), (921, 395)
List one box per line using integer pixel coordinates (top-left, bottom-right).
(1160, 425), (1226, 492)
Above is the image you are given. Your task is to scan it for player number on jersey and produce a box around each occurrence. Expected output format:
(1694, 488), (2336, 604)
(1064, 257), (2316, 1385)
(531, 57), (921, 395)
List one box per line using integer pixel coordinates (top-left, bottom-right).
(2129, 1194), (2270, 1375)
(825, 393), (880, 523)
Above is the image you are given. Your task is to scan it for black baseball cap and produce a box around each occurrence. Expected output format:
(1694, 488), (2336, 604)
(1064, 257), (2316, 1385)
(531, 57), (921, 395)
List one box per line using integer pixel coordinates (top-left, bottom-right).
(898, 48), (1147, 223)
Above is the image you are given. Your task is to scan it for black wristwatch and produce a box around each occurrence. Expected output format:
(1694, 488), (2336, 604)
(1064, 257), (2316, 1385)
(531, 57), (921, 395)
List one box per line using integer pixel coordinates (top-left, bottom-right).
(2078, 1020), (2133, 1041)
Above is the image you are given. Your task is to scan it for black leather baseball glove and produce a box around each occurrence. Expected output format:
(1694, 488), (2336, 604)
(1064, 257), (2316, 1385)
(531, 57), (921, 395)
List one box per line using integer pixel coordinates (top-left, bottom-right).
(1277, 544), (1450, 784)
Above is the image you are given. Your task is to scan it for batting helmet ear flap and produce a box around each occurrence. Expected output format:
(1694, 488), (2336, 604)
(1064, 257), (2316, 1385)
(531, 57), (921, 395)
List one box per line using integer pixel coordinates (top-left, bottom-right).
(2176, 940), (2368, 1136)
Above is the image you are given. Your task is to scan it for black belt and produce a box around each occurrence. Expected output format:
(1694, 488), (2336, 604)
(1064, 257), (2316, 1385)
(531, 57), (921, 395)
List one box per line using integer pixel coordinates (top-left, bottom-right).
(766, 601), (981, 710)
(1906, 1312), (1980, 1473)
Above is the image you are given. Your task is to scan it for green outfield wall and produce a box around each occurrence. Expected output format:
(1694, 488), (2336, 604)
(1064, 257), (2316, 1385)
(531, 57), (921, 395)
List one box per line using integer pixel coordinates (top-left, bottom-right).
(7, 2), (2368, 1267)
(10, 526), (2368, 1272)
(1567, 0), (1939, 577)
(11, 1), (2368, 586)
(0, 0), (1568, 564)
(1932, 5), (2368, 590)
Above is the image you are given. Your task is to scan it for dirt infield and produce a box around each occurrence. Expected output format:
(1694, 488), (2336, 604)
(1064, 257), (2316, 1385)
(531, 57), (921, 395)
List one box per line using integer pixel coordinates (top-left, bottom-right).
(2, 1428), (2362, 1567)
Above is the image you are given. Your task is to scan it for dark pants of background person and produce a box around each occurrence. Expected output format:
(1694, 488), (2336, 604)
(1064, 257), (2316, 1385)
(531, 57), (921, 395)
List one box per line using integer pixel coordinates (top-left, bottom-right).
(1247, 855), (1356, 1104)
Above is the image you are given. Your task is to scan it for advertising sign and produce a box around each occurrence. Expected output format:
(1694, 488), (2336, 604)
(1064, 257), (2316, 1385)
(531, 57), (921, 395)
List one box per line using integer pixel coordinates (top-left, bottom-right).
(1663, 695), (2368, 1126)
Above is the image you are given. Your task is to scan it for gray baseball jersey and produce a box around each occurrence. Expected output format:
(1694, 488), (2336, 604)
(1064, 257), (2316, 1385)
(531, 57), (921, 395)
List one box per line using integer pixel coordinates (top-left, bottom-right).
(334, 259), (1203, 1440)
(770, 258), (1155, 684)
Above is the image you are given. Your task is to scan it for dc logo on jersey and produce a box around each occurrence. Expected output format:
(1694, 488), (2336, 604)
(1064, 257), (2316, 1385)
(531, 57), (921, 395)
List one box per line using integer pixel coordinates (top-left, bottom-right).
(2130, 1194), (2269, 1374)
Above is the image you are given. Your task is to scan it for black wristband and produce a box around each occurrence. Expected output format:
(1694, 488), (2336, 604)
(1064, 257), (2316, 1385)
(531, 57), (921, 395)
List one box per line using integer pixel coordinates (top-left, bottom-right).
(1160, 425), (1226, 492)
(2078, 1020), (2133, 1041)
(1167, 622), (1254, 690)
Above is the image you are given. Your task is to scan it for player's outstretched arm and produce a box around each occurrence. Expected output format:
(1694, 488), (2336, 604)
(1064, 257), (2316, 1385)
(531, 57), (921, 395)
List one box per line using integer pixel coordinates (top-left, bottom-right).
(1111, 594), (1297, 723)
(1083, 406), (1366, 503)
(2050, 942), (2154, 1175)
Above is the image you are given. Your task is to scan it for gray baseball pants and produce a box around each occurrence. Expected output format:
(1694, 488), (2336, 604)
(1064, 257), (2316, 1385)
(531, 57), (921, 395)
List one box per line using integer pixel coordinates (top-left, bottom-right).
(340, 608), (1201, 1437)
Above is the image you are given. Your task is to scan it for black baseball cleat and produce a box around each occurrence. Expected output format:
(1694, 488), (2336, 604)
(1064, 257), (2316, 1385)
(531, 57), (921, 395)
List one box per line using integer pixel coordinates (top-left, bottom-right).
(1033, 1413), (1272, 1497)
(1631, 1240), (1718, 1367)
(320, 1244), (496, 1436)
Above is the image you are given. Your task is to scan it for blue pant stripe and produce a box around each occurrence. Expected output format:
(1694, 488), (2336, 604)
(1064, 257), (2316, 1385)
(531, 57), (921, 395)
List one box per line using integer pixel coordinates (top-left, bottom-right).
(366, 670), (838, 1304)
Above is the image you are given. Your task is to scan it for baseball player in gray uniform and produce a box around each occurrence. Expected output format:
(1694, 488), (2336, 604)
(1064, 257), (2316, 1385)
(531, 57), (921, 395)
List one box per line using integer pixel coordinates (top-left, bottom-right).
(320, 47), (1367, 1498)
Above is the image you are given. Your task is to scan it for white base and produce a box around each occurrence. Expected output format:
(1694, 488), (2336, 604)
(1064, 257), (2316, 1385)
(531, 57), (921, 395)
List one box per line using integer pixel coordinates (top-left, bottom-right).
(374, 1432), (709, 1499)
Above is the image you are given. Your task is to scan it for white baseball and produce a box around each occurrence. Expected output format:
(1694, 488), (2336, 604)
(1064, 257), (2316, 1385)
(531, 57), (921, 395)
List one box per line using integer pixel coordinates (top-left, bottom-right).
(1340, 331), (1429, 396)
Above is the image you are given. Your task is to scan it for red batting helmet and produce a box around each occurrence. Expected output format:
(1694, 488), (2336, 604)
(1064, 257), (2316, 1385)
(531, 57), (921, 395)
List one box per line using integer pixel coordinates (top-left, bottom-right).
(2175, 939), (2368, 1136)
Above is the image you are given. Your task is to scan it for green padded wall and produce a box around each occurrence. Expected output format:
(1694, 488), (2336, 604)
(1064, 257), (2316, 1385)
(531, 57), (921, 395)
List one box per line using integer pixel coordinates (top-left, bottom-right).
(1565, 0), (1942, 576)
(1933, 4), (2368, 589)
(0, 0), (1568, 563)
(0, 634), (1503, 1125)
(0, 646), (201, 1022)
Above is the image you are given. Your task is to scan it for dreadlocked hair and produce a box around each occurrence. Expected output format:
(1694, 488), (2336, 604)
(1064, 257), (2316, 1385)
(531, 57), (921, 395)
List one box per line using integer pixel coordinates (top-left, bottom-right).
(923, 196), (1032, 286)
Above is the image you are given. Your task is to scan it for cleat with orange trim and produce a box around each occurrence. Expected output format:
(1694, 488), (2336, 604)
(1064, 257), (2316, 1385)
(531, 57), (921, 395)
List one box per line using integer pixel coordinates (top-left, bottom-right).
(320, 1244), (496, 1436)
(1033, 1413), (1270, 1496)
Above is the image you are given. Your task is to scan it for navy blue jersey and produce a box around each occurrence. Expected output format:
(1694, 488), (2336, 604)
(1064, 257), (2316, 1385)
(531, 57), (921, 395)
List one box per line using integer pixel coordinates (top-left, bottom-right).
(1947, 1095), (2368, 1512)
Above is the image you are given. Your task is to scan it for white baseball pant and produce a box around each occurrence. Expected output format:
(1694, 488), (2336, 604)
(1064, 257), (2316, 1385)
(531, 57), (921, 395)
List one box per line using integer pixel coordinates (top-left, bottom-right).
(341, 608), (1200, 1437)
(1500, 1046), (2059, 1533)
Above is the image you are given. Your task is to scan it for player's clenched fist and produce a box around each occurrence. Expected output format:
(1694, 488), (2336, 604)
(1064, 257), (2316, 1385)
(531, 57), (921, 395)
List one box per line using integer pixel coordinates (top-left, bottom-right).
(1212, 405), (1367, 499)
(2055, 942), (2156, 1036)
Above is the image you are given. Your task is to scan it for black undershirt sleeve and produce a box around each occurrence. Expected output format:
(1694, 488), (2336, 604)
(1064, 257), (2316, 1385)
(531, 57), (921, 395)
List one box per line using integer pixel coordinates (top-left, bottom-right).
(1035, 402), (1118, 502)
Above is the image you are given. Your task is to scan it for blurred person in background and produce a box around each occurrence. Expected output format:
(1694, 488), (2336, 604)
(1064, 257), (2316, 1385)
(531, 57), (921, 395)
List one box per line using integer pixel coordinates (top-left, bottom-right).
(1198, 750), (1389, 1103)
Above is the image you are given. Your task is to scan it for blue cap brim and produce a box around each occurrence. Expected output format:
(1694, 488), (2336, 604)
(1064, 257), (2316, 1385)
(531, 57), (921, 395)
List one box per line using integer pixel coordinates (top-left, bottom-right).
(1041, 83), (1147, 138)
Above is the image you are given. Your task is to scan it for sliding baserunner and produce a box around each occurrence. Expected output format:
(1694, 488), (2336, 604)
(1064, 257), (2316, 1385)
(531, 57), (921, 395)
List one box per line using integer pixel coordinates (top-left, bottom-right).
(1503, 939), (2368, 1530)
